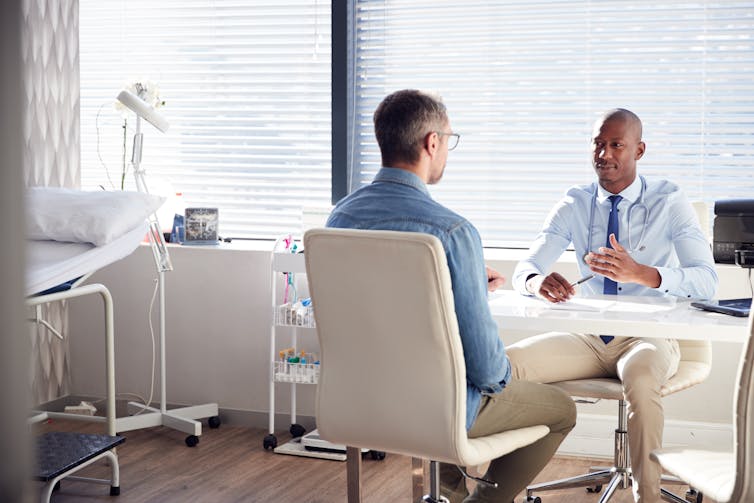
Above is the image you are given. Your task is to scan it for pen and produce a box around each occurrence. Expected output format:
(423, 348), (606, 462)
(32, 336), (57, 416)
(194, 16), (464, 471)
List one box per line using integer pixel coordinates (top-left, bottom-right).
(570, 274), (595, 287)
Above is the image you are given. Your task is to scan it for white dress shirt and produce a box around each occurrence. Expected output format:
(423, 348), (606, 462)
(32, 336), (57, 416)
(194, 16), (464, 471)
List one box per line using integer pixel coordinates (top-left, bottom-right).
(513, 175), (718, 300)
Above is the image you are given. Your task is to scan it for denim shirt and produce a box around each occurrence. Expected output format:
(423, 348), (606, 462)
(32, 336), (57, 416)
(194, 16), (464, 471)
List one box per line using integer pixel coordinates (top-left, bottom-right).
(326, 167), (511, 430)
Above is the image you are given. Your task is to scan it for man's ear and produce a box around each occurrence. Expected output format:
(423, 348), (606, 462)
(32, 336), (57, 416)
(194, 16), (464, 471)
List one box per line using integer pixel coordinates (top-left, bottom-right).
(424, 131), (438, 156)
(635, 141), (646, 160)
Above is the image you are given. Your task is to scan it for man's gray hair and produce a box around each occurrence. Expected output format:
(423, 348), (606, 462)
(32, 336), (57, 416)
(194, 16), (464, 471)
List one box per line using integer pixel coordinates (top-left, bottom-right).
(373, 89), (448, 166)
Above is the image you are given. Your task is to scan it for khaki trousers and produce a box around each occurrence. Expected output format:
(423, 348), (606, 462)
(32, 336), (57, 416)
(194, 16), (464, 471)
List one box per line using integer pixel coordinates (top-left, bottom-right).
(440, 380), (577, 503)
(506, 332), (680, 503)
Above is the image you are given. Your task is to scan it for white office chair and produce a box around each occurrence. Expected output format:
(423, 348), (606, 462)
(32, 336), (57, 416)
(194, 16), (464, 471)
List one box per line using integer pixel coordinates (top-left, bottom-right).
(691, 201), (710, 241)
(525, 339), (711, 503)
(651, 309), (754, 503)
(304, 228), (550, 503)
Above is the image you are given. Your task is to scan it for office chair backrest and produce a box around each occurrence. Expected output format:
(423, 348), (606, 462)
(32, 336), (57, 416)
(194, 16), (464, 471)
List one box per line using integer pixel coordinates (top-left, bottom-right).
(691, 200), (710, 240)
(304, 228), (467, 464)
(662, 339), (712, 395)
(733, 308), (754, 500)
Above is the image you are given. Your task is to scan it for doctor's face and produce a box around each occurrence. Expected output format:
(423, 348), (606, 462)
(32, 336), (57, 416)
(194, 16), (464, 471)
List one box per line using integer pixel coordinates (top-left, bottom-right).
(591, 117), (645, 194)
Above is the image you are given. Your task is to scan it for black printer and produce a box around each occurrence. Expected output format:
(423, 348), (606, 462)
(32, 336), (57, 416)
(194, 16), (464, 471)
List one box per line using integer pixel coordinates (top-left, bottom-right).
(713, 199), (754, 265)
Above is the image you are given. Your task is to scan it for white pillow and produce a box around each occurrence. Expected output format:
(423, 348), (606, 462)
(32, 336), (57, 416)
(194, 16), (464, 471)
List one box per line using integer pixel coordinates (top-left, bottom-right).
(26, 187), (165, 246)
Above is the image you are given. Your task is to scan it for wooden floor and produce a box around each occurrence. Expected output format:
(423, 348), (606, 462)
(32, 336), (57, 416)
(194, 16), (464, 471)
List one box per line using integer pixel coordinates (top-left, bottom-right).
(34, 419), (703, 503)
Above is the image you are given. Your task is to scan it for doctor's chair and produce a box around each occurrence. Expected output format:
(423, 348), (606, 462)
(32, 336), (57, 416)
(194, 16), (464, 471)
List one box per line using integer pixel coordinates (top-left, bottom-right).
(651, 306), (754, 503)
(523, 340), (711, 503)
(304, 228), (550, 503)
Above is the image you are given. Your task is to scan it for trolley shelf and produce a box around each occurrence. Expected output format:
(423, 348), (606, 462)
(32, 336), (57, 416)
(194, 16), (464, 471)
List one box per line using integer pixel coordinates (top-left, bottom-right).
(273, 361), (320, 384)
(275, 303), (316, 328)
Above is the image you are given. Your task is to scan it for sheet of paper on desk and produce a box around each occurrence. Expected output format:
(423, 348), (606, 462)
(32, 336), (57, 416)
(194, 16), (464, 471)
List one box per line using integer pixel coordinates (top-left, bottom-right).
(546, 298), (617, 312)
(608, 302), (676, 313)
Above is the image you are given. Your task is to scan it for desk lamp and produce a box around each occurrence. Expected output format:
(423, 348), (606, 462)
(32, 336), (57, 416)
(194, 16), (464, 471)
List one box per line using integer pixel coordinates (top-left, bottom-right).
(115, 89), (219, 446)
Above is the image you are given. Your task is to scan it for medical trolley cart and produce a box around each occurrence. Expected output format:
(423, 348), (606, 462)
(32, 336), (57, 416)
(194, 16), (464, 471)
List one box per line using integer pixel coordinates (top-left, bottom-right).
(264, 235), (318, 453)
(263, 235), (385, 462)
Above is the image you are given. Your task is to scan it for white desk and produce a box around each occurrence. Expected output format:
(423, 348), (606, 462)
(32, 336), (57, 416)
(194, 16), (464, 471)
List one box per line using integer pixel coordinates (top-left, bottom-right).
(489, 290), (748, 343)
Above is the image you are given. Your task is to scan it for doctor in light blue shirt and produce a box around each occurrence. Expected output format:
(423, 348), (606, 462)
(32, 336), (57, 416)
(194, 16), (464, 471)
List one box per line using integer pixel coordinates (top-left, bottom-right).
(509, 108), (717, 503)
(512, 171), (717, 300)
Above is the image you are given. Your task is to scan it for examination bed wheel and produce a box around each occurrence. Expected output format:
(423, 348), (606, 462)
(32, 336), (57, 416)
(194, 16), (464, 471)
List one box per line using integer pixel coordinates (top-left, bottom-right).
(263, 434), (277, 450)
(289, 423), (306, 438)
(586, 484), (603, 493)
(685, 489), (703, 503)
(185, 435), (199, 447)
(208, 415), (221, 429)
(525, 496), (541, 503)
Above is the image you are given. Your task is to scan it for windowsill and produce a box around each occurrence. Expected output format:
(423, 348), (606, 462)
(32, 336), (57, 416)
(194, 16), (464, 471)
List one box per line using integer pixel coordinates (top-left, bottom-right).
(149, 239), (276, 253)
(154, 240), (744, 268)
(149, 239), (747, 278)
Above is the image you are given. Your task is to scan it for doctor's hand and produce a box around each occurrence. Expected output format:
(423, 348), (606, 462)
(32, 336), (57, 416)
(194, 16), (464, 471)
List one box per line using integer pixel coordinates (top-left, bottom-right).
(486, 266), (506, 292)
(526, 272), (574, 303)
(586, 234), (661, 288)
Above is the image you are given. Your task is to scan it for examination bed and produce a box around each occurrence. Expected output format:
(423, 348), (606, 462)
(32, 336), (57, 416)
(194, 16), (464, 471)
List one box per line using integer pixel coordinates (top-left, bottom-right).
(25, 187), (164, 435)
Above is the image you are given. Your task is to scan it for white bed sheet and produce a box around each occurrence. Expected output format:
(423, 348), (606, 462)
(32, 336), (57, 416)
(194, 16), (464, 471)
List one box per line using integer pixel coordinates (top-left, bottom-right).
(26, 223), (148, 297)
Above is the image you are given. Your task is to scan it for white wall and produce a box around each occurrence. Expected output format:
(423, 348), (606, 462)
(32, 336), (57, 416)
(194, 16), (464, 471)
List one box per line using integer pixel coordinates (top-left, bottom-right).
(1, 0), (32, 498)
(68, 241), (750, 453)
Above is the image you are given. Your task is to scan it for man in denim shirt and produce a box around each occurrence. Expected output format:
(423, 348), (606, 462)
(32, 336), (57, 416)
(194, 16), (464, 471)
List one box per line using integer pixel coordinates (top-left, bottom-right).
(327, 89), (576, 503)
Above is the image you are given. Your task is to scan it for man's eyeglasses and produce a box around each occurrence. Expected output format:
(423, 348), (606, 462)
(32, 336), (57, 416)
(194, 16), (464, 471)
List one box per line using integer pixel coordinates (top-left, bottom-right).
(436, 131), (460, 151)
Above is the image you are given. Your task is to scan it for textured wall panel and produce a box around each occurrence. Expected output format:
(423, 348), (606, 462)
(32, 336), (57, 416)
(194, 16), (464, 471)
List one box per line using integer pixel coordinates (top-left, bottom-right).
(22, 0), (79, 188)
(21, 0), (79, 404)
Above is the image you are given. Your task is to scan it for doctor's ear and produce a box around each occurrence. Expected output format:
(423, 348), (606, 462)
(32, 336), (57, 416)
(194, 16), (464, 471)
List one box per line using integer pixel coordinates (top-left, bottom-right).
(635, 141), (646, 160)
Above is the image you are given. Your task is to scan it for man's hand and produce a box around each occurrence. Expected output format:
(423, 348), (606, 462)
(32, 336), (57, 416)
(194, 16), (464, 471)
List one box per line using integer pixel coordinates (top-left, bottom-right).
(526, 272), (574, 303)
(585, 234), (661, 288)
(486, 266), (506, 292)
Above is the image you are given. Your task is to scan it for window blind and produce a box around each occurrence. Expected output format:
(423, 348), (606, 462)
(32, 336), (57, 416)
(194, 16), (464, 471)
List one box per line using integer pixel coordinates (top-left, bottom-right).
(79, 0), (332, 239)
(351, 1), (754, 247)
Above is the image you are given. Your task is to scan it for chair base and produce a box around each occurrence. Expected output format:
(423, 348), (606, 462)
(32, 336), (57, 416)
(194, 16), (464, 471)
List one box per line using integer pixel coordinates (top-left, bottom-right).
(527, 400), (631, 503)
(661, 487), (703, 503)
(526, 467), (629, 503)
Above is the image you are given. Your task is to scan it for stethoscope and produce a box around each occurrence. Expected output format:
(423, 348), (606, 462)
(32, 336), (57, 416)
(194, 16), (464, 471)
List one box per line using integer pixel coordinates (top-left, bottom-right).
(584, 175), (650, 263)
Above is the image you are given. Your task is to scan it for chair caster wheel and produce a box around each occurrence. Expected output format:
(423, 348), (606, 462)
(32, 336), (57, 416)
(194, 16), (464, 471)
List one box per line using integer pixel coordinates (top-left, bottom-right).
(369, 450), (386, 460)
(263, 434), (277, 450)
(586, 484), (603, 493)
(525, 496), (541, 503)
(289, 423), (306, 438)
(185, 435), (199, 447)
(685, 489), (703, 503)
(208, 416), (221, 429)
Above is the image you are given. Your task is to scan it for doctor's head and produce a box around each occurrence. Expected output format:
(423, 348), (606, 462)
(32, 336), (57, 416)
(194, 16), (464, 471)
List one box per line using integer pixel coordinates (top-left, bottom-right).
(373, 89), (453, 184)
(591, 108), (646, 194)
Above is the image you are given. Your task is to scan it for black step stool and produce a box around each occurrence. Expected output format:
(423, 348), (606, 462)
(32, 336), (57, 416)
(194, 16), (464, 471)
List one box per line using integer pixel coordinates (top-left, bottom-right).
(35, 432), (125, 502)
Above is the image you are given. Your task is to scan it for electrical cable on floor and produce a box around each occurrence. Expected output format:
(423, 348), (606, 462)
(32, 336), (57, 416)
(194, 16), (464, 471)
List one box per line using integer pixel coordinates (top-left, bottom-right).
(90, 277), (159, 414)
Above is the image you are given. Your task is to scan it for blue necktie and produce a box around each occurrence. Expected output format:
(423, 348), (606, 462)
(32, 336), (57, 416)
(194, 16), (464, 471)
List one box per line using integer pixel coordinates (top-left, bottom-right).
(600, 194), (622, 344)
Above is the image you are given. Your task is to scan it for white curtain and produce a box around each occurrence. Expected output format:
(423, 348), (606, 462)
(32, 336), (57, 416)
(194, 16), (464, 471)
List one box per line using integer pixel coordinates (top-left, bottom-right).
(21, 0), (80, 404)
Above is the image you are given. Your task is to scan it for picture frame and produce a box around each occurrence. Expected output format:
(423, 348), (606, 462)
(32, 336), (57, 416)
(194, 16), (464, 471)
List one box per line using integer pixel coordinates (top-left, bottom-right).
(183, 207), (219, 245)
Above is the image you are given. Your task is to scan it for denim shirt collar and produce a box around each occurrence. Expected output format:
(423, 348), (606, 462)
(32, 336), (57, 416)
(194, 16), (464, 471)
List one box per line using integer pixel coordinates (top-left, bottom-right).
(373, 167), (431, 197)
